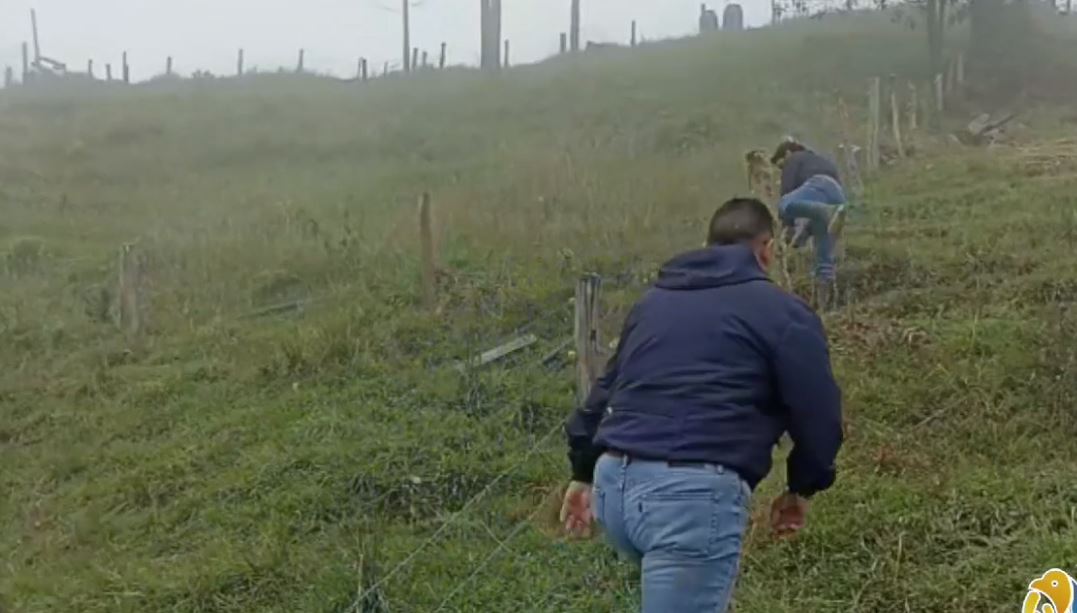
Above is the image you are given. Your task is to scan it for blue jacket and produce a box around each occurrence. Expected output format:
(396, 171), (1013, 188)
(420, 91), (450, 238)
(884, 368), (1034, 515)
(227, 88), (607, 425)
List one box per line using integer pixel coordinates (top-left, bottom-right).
(780, 150), (842, 197)
(565, 244), (843, 497)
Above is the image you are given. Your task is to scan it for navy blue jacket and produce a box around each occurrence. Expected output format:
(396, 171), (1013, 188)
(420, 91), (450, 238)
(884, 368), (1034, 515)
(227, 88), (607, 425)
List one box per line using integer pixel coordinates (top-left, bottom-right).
(565, 244), (843, 497)
(780, 150), (842, 197)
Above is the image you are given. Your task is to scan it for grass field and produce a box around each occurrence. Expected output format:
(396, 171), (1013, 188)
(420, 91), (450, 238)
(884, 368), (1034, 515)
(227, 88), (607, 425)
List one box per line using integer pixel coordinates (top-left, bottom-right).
(3, 11), (1077, 612)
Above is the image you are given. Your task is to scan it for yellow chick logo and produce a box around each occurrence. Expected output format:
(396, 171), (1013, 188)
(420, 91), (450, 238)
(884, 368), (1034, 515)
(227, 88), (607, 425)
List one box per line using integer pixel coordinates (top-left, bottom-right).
(1024, 569), (1077, 613)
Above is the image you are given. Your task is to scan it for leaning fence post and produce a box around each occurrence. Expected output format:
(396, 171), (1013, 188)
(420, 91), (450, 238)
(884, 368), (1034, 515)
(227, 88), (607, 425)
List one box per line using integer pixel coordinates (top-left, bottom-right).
(118, 243), (145, 340)
(574, 274), (603, 405)
(866, 77), (881, 172)
(907, 80), (919, 131)
(418, 193), (437, 310)
(889, 74), (905, 159)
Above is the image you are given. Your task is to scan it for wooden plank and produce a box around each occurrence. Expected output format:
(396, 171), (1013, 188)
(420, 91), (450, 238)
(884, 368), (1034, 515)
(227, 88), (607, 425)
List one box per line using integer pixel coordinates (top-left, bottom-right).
(457, 334), (539, 371)
(419, 192), (437, 310)
(574, 274), (603, 405)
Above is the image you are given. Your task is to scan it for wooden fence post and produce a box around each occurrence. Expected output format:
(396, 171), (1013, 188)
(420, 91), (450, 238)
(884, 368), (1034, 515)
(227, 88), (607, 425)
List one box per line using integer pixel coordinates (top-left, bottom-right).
(166, 56), (173, 76)
(421, 50), (429, 68)
(237, 49), (245, 76)
(122, 51), (130, 83)
(574, 274), (603, 405)
(837, 96), (863, 193)
(907, 80), (919, 131)
(570, 0), (581, 52)
(3, 67), (12, 88)
(503, 40), (510, 67)
(297, 49), (305, 73)
(560, 32), (568, 54)
(412, 48), (419, 72)
(87, 59), (94, 79)
(866, 77), (881, 172)
(935, 73), (945, 115)
(418, 193), (437, 310)
(106, 64), (113, 81)
(118, 243), (145, 340)
(439, 42), (447, 68)
(361, 58), (369, 81)
(21, 42), (29, 82)
(631, 20), (638, 46)
(889, 74), (905, 159)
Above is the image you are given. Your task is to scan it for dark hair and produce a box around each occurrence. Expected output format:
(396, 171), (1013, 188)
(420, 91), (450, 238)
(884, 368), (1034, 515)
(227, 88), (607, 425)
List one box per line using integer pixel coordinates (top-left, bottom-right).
(706, 198), (775, 246)
(770, 140), (806, 165)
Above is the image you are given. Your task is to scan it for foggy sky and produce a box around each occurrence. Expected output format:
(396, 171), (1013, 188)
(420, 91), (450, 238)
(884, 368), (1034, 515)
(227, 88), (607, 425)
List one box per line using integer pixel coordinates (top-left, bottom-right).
(0, 0), (773, 81)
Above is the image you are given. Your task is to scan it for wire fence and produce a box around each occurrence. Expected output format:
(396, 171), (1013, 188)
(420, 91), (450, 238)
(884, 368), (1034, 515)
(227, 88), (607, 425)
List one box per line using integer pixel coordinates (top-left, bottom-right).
(346, 420), (565, 613)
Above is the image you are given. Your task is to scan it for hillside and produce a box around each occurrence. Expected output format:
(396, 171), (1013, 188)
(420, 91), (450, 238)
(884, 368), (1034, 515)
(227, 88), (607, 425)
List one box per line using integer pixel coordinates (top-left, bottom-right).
(3, 12), (1077, 612)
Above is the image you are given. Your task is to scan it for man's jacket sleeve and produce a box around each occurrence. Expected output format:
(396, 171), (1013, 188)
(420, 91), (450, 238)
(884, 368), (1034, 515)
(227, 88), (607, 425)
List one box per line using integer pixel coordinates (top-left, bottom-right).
(774, 314), (844, 497)
(564, 308), (635, 484)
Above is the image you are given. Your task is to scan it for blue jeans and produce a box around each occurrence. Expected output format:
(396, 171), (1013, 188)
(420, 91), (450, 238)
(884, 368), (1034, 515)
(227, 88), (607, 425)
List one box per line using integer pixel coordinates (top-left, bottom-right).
(592, 453), (752, 613)
(779, 175), (847, 282)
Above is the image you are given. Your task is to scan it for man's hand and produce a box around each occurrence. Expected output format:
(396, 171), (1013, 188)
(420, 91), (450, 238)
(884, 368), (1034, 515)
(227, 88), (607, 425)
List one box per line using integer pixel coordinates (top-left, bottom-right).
(559, 481), (593, 539)
(770, 492), (810, 539)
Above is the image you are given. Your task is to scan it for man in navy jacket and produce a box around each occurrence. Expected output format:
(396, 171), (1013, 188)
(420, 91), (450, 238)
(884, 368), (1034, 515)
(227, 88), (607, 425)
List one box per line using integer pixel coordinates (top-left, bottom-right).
(561, 197), (843, 613)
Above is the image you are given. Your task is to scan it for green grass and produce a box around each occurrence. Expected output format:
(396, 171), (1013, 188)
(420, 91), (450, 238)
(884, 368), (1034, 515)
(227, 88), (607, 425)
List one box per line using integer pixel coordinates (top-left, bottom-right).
(3, 11), (1077, 612)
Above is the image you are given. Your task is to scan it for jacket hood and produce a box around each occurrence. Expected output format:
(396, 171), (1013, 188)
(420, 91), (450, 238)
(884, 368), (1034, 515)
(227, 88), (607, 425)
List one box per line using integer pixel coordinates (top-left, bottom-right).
(656, 244), (769, 290)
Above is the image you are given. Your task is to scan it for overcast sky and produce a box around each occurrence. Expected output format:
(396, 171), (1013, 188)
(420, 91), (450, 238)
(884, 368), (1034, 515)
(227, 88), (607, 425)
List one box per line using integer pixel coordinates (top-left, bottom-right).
(0, 0), (773, 81)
